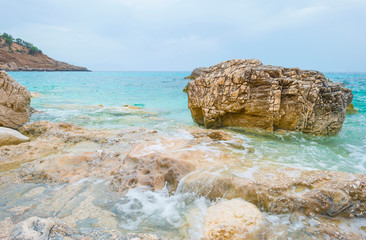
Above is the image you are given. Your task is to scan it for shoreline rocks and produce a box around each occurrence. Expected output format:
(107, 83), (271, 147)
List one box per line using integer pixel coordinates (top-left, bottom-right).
(203, 198), (263, 240)
(185, 59), (353, 135)
(0, 71), (31, 129)
(1, 121), (365, 239)
(0, 127), (29, 147)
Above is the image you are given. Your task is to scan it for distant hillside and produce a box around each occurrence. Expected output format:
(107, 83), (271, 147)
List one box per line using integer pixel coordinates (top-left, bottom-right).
(0, 33), (88, 71)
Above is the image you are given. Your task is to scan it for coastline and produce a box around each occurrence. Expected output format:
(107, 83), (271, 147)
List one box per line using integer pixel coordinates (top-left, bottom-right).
(1, 70), (365, 239)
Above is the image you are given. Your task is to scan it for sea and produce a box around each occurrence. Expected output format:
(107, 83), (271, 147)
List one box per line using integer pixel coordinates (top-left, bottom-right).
(5, 71), (366, 238)
(9, 71), (366, 174)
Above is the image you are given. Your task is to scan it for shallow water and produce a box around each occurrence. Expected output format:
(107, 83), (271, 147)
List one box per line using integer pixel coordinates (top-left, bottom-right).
(4, 71), (366, 238)
(9, 71), (366, 174)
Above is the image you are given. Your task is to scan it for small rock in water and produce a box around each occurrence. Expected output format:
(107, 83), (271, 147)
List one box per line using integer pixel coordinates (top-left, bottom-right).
(346, 103), (359, 114)
(203, 198), (263, 240)
(0, 127), (29, 147)
(30, 92), (41, 98)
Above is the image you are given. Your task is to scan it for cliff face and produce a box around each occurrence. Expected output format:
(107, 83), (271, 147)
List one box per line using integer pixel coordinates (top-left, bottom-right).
(0, 38), (88, 71)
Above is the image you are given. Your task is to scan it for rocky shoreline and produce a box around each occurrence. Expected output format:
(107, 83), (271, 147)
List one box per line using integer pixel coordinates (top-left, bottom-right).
(0, 63), (365, 239)
(0, 121), (365, 239)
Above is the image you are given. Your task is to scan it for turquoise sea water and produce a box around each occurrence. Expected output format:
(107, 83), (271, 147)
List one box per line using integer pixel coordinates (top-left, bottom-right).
(9, 71), (366, 175)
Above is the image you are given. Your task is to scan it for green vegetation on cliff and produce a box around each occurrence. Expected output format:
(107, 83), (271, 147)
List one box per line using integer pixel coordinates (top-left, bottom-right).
(0, 32), (42, 54)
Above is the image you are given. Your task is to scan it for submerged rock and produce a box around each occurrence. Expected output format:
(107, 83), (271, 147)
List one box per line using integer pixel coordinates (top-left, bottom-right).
(346, 103), (359, 114)
(180, 168), (366, 218)
(30, 92), (41, 98)
(7, 216), (165, 240)
(110, 137), (229, 193)
(185, 59), (353, 135)
(203, 198), (263, 240)
(0, 71), (31, 129)
(0, 127), (29, 147)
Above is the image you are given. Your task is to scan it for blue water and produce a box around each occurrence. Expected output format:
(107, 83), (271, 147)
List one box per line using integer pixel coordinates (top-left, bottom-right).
(8, 71), (366, 174)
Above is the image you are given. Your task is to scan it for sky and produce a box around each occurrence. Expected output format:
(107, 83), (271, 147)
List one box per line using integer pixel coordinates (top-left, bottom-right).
(0, 0), (365, 72)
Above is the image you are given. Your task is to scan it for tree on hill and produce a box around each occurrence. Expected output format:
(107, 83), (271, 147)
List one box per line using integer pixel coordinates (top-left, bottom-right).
(1, 32), (42, 54)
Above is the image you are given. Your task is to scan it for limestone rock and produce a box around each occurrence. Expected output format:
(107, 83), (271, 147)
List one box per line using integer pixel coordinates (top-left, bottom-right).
(346, 103), (359, 114)
(180, 168), (366, 218)
(0, 71), (31, 129)
(110, 138), (197, 193)
(110, 136), (233, 193)
(203, 198), (263, 240)
(30, 92), (41, 98)
(185, 59), (353, 135)
(184, 67), (208, 80)
(9, 217), (60, 240)
(0, 126), (29, 147)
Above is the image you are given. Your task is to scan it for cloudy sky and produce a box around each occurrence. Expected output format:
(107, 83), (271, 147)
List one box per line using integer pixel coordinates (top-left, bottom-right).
(1, 0), (365, 71)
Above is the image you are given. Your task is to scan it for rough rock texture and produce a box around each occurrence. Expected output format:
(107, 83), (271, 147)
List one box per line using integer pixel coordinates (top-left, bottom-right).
(184, 67), (208, 79)
(7, 216), (164, 240)
(203, 198), (263, 240)
(180, 168), (366, 218)
(110, 136), (233, 193)
(185, 59), (353, 135)
(0, 38), (88, 71)
(346, 103), (359, 114)
(0, 71), (31, 129)
(0, 127), (29, 147)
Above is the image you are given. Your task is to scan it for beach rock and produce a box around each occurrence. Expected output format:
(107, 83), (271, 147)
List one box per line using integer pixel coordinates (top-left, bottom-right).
(110, 138), (197, 193)
(184, 67), (208, 80)
(185, 59), (353, 135)
(7, 216), (164, 240)
(110, 137), (234, 193)
(346, 103), (359, 114)
(180, 168), (366, 218)
(0, 71), (31, 129)
(203, 198), (263, 240)
(30, 92), (41, 98)
(188, 127), (233, 141)
(8, 217), (65, 240)
(0, 127), (29, 147)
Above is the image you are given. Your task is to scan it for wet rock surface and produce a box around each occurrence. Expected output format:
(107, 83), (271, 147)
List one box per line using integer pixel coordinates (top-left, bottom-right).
(203, 198), (263, 240)
(185, 59), (353, 135)
(0, 121), (365, 239)
(110, 136), (234, 193)
(0, 71), (31, 129)
(179, 168), (366, 218)
(0, 127), (29, 147)
(6, 216), (165, 240)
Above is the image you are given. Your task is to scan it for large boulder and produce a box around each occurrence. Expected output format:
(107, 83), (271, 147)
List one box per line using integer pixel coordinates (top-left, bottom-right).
(0, 71), (31, 129)
(185, 59), (353, 135)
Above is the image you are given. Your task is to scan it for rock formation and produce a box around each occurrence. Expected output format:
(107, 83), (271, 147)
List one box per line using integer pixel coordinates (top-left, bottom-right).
(179, 168), (366, 218)
(184, 67), (208, 79)
(0, 127), (29, 147)
(110, 135), (233, 193)
(1, 121), (366, 239)
(0, 71), (31, 129)
(185, 59), (353, 135)
(203, 198), (263, 240)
